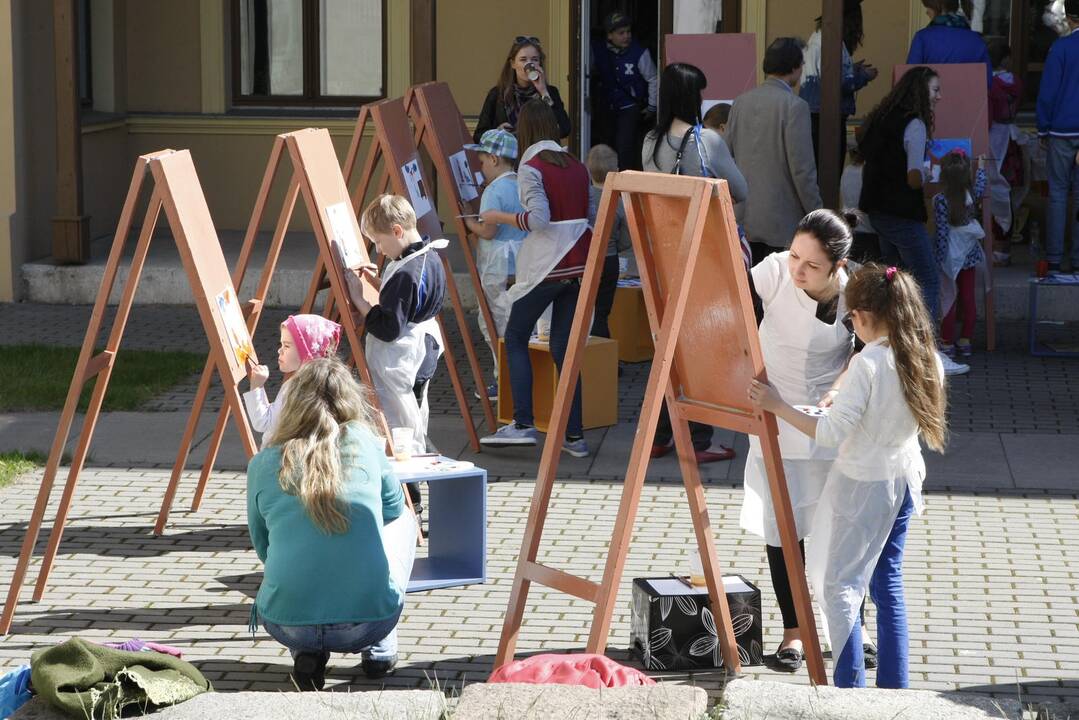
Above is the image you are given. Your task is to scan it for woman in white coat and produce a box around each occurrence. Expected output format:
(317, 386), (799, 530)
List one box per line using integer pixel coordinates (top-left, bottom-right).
(740, 209), (860, 671)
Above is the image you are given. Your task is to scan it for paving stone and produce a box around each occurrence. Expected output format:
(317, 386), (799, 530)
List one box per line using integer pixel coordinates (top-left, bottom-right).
(452, 682), (708, 720)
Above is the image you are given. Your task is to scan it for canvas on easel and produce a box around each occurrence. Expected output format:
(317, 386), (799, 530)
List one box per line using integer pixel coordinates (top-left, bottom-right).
(1, 150), (258, 634)
(892, 63), (996, 351)
(494, 170), (828, 685)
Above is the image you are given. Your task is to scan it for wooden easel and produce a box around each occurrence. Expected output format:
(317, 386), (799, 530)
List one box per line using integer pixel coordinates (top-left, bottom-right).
(402, 82), (499, 360)
(153, 128), (441, 535)
(1, 150), (259, 634)
(494, 171), (828, 685)
(326, 96), (498, 432)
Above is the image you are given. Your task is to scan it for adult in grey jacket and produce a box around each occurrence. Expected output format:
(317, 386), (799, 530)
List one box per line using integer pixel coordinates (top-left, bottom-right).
(727, 38), (823, 262)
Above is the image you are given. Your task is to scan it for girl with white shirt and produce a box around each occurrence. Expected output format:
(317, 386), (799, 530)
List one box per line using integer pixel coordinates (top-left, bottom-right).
(740, 209), (857, 672)
(749, 264), (947, 689)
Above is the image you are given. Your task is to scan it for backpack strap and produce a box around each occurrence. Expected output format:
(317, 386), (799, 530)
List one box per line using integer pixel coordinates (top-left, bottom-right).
(671, 127), (695, 176)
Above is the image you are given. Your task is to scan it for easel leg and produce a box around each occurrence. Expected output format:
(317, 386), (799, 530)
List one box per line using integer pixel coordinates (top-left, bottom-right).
(191, 403), (232, 511)
(441, 255), (497, 432)
(670, 409), (741, 674)
(155, 358), (215, 534)
(32, 195), (162, 600)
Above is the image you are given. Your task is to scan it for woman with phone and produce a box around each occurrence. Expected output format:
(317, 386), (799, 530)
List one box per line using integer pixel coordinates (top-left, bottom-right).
(474, 36), (572, 142)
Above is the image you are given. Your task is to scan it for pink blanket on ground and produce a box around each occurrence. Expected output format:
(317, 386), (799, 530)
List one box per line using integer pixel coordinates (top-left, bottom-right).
(488, 653), (655, 688)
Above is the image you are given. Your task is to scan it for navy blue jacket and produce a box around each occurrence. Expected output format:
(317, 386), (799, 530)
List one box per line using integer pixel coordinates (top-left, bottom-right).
(1037, 31), (1079, 138)
(906, 24), (992, 88)
(592, 40), (649, 110)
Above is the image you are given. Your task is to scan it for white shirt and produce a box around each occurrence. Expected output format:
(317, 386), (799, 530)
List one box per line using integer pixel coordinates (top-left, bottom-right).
(814, 337), (943, 498)
(243, 385), (287, 449)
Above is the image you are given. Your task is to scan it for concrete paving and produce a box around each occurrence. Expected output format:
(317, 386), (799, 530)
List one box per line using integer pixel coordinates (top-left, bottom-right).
(1, 304), (1078, 718)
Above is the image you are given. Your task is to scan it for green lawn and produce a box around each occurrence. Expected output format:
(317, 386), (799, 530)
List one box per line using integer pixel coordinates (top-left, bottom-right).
(0, 344), (207, 412)
(0, 450), (44, 489)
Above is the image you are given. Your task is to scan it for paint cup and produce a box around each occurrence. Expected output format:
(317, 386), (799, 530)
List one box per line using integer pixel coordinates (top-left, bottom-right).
(391, 427), (413, 461)
(688, 547), (706, 587)
(1037, 259), (1049, 278)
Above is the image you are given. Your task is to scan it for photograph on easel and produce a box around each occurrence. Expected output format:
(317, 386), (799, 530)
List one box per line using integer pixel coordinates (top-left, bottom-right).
(215, 286), (254, 367)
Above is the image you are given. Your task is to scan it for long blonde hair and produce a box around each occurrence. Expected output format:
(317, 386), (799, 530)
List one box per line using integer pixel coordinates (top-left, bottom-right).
(267, 357), (378, 533)
(845, 264), (948, 451)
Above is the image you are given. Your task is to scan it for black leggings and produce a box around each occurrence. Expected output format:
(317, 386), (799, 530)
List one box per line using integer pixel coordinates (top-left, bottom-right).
(767, 542), (866, 631)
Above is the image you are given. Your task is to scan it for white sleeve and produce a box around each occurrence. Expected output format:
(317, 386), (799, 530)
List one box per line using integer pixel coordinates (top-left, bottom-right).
(750, 252), (786, 306)
(903, 119), (927, 179)
(814, 353), (873, 448)
(243, 387), (274, 433)
(639, 50), (658, 110)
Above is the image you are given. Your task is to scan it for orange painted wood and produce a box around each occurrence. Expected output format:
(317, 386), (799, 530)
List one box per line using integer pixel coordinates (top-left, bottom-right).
(495, 171), (826, 685)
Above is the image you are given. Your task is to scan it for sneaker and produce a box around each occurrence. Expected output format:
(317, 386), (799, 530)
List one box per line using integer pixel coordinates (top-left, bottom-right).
(480, 423), (538, 447)
(291, 651), (329, 691)
(695, 446), (736, 464)
(956, 340), (973, 358)
(361, 653), (398, 679)
(474, 383), (498, 402)
(938, 351), (970, 376)
(939, 343), (955, 359)
(562, 437), (589, 458)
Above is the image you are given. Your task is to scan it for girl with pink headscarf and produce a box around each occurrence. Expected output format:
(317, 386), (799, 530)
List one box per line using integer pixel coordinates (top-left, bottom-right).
(244, 314), (342, 448)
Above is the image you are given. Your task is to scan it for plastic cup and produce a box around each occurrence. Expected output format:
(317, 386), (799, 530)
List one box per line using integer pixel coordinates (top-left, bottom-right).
(391, 427), (413, 461)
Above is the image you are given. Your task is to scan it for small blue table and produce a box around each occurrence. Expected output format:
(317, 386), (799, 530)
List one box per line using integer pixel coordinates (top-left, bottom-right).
(391, 457), (487, 593)
(1028, 275), (1079, 358)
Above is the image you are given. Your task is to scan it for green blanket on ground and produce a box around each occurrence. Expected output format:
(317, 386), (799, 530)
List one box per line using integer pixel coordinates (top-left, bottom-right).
(30, 637), (210, 719)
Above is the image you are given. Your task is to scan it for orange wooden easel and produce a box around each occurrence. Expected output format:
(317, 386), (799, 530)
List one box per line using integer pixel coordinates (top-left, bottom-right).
(402, 81), (500, 360)
(1, 150), (259, 634)
(494, 171), (828, 685)
(153, 128), (447, 534)
(328, 96), (498, 432)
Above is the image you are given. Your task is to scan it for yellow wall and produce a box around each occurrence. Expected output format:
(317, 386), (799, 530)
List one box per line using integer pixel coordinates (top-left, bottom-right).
(0, 0), (16, 300)
(437, 0), (564, 121)
(762, 0), (918, 119)
(125, 1), (202, 113)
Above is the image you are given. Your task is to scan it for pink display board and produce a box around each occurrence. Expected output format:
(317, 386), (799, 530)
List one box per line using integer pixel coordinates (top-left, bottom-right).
(664, 33), (757, 101)
(892, 63), (989, 156)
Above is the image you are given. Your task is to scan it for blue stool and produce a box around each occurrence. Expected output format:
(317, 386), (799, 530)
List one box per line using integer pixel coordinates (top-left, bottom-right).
(392, 458), (487, 592)
(1028, 275), (1079, 358)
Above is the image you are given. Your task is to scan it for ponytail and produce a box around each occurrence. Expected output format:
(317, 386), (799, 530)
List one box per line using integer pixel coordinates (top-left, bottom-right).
(845, 264), (948, 451)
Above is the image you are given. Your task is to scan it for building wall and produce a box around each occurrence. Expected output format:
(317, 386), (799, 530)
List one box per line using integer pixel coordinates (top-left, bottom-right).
(763, 0), (918, 119)
(124, 1), (202, 113)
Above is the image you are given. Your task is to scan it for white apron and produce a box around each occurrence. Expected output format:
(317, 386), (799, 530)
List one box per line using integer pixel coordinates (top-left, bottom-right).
(937, 213), (986, 315)
(506, 141), (591, 304)
(806, 470), (921, 658)
(987, 122), (1016, 233)
(366, 240), (447, 455)
(477, 174), (524, 347)
(740, 261), (853, 546)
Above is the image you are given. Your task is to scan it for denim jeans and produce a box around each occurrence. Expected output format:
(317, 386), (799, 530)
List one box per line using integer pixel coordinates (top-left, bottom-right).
(834, 488), (915, 688)
(261, 512), (417, 662)
(868, 213), (940, 321)
(1045, 136), (1079, 266)
(504, 279), (584, 437)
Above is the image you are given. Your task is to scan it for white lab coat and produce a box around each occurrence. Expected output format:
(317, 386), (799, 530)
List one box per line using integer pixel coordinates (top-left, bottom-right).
(365, 242), (446, 455)
(740, 252), (854, 546)
(806, 338), (941, 658)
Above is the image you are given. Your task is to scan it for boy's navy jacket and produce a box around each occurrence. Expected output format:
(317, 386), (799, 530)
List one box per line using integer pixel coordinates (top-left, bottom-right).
(364, 239), (446, 343)
(1037, 30), (1079, 138)
(905, 23), (992, 88)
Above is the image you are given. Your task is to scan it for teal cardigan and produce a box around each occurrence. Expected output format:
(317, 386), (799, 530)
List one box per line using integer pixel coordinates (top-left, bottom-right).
(246, 423), (405, 626)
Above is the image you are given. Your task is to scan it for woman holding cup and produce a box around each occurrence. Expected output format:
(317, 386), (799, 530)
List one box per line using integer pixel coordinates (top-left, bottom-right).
(474, 36), (572, 142)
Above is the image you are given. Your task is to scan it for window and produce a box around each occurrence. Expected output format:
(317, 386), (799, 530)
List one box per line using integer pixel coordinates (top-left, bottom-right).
(232, 0), (385, 107)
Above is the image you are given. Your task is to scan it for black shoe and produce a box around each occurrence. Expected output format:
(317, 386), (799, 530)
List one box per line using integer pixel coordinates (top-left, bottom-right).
(362, 653), (398, 679)
(768, 646), (804, 672)
(292, 651), (328, 691)
(864, 641), (878, 670)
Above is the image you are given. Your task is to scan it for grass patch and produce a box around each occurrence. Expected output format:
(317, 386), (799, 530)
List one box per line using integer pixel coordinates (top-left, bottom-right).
(0, 344), (207, 412)
(0, 450), (45, 489)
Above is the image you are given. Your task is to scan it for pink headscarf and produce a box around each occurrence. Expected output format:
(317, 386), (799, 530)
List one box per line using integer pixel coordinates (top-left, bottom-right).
(283, 314), (342, 364)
